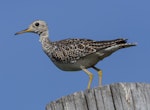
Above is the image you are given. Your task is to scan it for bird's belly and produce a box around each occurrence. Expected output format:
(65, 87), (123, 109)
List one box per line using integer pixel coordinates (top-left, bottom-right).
(50, 48), (118, 71)
(53, 62), (83, 71)
(53, 61), (97, 71)
(52, 54), (100, 71)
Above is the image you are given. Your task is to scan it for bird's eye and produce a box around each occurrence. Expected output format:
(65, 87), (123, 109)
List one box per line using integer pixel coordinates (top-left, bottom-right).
(35, 22), (39, 26)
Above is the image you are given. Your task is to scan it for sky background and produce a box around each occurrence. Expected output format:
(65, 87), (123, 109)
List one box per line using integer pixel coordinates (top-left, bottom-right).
(0, 0), (150, 110)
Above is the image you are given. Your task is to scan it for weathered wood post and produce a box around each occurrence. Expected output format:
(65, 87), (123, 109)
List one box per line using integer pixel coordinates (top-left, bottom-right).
(46, 83), (150, 110)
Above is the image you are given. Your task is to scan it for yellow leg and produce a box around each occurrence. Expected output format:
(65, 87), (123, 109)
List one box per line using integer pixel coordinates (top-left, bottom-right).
(92, 66), (102, 87)
(81, 66), (93, 89)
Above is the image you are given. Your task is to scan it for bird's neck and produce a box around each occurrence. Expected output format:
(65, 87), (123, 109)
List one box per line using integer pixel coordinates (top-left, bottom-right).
(39, 31), (51, 45)
(39, 31), (54, 54)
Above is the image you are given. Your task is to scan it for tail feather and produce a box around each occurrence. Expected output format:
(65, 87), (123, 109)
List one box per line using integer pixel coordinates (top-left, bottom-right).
(119, 42), (137, 49)
(115, 38), (128, 44)
(112, 38), (137, 48)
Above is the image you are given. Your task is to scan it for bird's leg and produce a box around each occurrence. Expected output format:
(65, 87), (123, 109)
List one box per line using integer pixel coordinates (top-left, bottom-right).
(92, 66), (102, 87)
(81, 66), (93, 89)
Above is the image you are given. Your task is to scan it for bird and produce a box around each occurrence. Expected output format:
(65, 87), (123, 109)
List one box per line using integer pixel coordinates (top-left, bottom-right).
(15, 20), (136, 89)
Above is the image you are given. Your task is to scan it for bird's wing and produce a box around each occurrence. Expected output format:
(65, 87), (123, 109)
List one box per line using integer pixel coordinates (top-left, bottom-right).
(50, 38), (128, 63)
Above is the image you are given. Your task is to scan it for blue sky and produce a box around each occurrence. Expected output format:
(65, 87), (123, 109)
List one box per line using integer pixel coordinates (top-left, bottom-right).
(0, 0), (150, 110)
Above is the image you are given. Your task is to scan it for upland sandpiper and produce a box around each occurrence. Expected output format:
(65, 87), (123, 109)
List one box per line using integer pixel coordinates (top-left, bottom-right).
(15, 20), (136, 89)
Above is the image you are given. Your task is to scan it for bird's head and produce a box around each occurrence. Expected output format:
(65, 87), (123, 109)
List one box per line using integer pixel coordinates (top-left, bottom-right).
(15, 20), (48, 35)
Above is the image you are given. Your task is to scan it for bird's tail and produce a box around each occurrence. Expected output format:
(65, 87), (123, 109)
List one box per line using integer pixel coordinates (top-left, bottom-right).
(115, 38), (137, 48)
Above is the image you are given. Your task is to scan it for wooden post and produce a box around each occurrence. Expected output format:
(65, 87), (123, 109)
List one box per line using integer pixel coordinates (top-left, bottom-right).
(46, 83), (150, 110)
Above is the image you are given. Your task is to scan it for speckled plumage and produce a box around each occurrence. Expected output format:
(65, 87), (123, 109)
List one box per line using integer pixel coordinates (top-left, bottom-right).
(15, 20), (136, 89)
